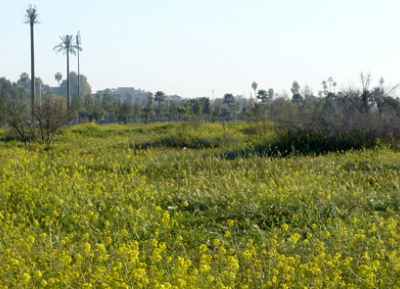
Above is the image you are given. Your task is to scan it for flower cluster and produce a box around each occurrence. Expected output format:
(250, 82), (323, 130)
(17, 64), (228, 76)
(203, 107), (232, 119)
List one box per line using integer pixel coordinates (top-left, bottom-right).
(0, 126), (400, 288)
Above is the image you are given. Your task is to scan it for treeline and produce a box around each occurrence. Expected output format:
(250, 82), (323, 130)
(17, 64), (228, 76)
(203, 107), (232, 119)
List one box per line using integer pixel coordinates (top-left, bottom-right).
(1, 73), (400, 153)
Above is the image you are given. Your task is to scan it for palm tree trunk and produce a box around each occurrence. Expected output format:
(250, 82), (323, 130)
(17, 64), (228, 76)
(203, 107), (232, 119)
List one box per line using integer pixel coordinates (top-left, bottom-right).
(30, 23), (35, 118)
(66, 49), (70, 111)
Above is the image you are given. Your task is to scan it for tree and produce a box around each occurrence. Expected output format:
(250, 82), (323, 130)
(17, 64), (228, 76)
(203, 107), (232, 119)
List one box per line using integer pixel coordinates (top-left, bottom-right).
(32, 95), (68, 143)
(291, 81), (303, 104)
(177, 101), (192, 121)
(92, 93), (106, 122)
(55, 72), (62, 86)
(59, 72), (91, 98)
(144, 93), (154, 123)
(70, 94), (84, 122)
(199, 97), (212, 120)
(84, 93), (95, 122)
(17, 72), (30, 89)
(321, 80), (328, 94)
(5, 87), (67, 144)
(327, 77), (334, 92)
(101, 89), (117, 123)
(0, 85), (11, 126)
(53, 35), (82, 111)
(251, 81), (258, 98)
(189, 98), (202, 117)
(154, 91), (166, 103)
(6, 93), (31, 142)
(223, 93), (240, 120)
(360, 72), (373, 115)
(35, 77), (43, 96)
(132, 101), (142, 122)
(292, 93), (303, 104)
(257, 89), (269, 103)
(372, 77), (399, 118)
(116, 99), (135, 124)
(25, 5), (39, 118)
(332, 82), (337, 93)
(291, 81), (300, 95)
(268, 88), (274, 99)
(154, 91), (166, 121)
(165, 100), (178, 121)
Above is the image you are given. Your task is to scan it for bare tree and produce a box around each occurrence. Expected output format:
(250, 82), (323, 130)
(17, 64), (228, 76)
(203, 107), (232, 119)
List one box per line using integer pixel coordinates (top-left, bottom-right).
(372, 77), (399, 118)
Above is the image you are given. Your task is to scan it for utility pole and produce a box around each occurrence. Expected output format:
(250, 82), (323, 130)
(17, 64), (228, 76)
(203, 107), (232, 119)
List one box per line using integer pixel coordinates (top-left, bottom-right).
(25, 4), (39, 118)
(77, 31), (81, 98)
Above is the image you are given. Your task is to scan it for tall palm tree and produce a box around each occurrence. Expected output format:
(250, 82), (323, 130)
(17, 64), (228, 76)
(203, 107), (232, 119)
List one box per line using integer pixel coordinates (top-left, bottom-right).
(24, 5), (39, 117)
(327, 77), (334, 92)
(55, 72), (62, 86)
(53, 35), (81, 111)
(251, 81), (258, 99)
(332, 82), (337, 93)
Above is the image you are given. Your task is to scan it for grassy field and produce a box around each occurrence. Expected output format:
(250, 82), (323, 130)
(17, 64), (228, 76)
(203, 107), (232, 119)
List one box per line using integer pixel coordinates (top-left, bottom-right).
(0, 122), (400, 288)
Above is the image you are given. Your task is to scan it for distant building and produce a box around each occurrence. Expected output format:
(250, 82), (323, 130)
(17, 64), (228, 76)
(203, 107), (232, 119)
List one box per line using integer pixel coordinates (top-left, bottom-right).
(166, 94), (183, 102)
(114, 87), (148, 104)
(94, 87), (184, 106)
(96, 87), (150, 105)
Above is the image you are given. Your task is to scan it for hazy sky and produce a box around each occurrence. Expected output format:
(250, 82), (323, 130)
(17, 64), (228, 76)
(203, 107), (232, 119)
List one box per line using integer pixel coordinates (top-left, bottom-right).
(1, 1), (399, 98)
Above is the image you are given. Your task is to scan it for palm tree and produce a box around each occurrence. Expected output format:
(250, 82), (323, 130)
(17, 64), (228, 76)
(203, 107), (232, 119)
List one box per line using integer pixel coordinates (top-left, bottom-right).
(53, 35), (81, 111)
(55, 72), (62, 86)
(24, 5), (39, 117)
(332, 82), (337, 93)
(321, 80), (328, 92)
(251, 81), (258, 99)
(327, 77), (334, 92)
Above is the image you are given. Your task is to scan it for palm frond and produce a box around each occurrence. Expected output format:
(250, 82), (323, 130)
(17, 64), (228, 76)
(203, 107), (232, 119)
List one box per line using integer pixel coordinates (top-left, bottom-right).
(53, 35), (80, 55)
(24, 6), (40, 25)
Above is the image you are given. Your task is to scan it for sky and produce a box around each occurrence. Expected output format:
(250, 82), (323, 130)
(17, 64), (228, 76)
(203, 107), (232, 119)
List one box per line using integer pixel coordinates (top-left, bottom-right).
(1, 0), (399, 98)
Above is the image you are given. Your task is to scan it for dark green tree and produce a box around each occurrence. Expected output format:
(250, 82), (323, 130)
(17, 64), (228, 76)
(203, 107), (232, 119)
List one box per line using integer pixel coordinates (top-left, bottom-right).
(223, 93), (240, 120)
(177, 101), (192, 121)
(291, 81), (303, 104)
(257, 89), (269, 103)
(200, 97), (212, 120)
(251, 81), (258, 98)
(116, 99), (135, 124)
(144, 93), (154, 123)
(190, 98), (202, 117)
(154, 91), (166, 102)
(55, 72), (62, 86)
(154, 91), (166, 121)
(0, 85), (11, 125)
